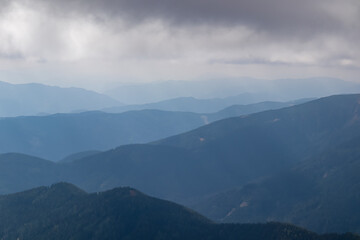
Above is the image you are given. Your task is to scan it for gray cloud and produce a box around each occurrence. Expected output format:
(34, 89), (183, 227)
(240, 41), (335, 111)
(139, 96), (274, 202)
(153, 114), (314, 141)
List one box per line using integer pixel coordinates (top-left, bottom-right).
(35, 0), (359, 39)
(1, 0), (358, 52)
(0, 0), (359, 89)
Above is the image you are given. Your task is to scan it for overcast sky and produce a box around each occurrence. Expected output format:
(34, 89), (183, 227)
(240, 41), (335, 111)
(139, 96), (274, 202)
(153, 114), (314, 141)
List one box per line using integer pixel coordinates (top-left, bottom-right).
(0, 0), (359, 91)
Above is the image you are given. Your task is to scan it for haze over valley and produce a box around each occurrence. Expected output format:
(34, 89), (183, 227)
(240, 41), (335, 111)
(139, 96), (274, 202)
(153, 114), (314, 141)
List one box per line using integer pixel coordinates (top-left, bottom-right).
(0, 0), (359, 239)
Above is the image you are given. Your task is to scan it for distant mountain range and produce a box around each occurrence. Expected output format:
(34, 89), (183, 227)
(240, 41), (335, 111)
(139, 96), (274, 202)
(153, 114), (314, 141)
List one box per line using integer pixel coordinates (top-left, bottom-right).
(0, 95), (360, 233)
(0, 182), (356, 240)
(103, 96), (311, 113)
(105, 77), (360, 104)
(1, 77), (358, 116)
(1, 77), (359, 116)
(0, 101), (299, 160)
(0, 110), (204, 160)
(0, 81), (120, 117)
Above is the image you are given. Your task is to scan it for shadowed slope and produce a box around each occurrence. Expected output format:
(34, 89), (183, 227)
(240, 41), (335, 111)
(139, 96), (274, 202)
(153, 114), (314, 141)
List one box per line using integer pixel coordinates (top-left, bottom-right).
(0, 183), (357, 240)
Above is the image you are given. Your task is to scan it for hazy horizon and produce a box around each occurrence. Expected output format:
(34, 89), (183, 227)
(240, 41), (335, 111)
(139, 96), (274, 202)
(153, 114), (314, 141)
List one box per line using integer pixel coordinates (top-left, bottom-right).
(0, 0), (359, 91)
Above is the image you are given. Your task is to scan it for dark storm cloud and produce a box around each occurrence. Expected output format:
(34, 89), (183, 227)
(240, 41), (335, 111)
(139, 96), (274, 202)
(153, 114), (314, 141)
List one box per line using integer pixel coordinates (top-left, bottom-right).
(0, 0), (359, 86)
(40, 0), (358, 39)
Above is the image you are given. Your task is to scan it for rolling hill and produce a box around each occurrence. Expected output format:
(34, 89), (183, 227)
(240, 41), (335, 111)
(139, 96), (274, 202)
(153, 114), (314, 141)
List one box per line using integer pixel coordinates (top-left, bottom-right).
(60, 94), (360, 205)
(0, 94), (360, 233)
(0, 101), (297, 160)
(103, 96), (304, 114)
(192, 134), (360, 234)
(0, 153), (59, 194)
(1, 94), (358, 200)
(0, 182), (356, 240)
(0, 110), (205, 160)
(105, 77), (360, 104)
(0, 81), (120, 117)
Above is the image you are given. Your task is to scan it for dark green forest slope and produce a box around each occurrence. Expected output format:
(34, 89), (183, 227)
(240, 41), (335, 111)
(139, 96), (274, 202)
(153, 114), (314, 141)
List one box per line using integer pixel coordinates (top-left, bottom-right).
(193, 135), (360, 233)
(0, 183), (357, 240)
